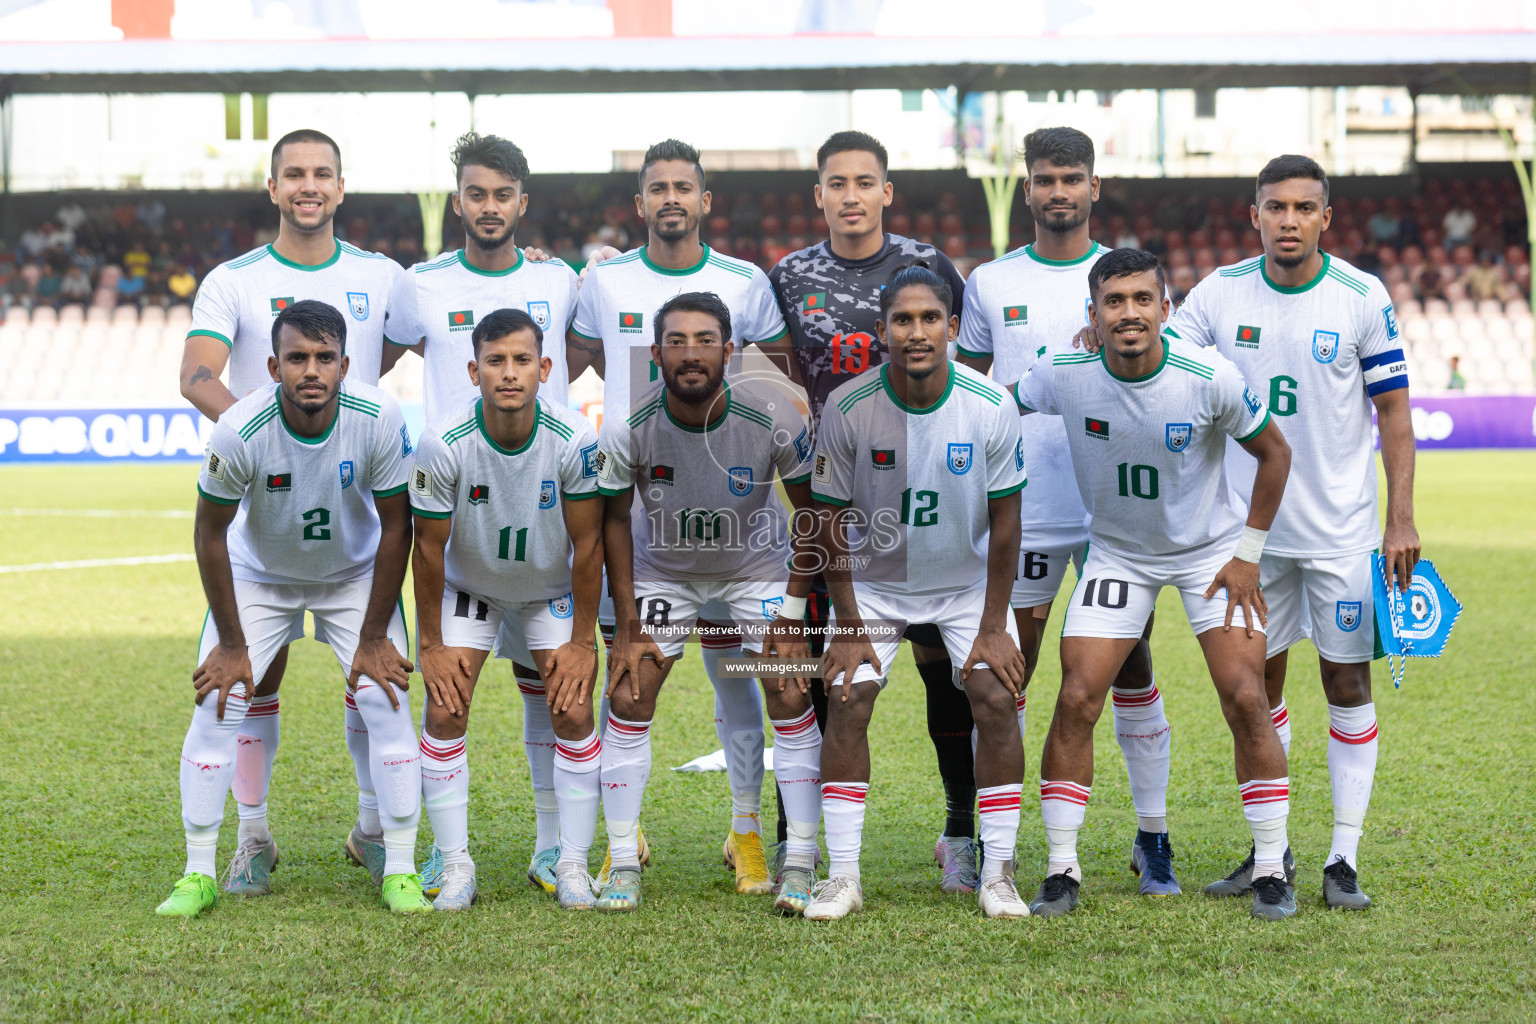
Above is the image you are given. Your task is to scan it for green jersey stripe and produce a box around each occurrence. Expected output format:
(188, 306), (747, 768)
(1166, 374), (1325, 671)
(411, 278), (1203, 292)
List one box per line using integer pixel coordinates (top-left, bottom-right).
(953, 377), (1002, 405)
(704, 256), (754, 279)
(1218, 258), (1263, 277)
(238, 404), (280, 440)
(988, 480), (1028, 500)
(187, 328), (233, 348)
(811, 490), (851, 507)
(225, 250), (268, 270)
(1166, 358), (1215, 379)
(836, 380), (883, 413)
(372, 484), (408, 499)
(411, 505), (453, 520)
(1326, 267), (1369, 295)
(730, 405), (774, 429)
(538, 412), (575, 439)
(339, 393), (381, 411)
(196, 483), (241, 506)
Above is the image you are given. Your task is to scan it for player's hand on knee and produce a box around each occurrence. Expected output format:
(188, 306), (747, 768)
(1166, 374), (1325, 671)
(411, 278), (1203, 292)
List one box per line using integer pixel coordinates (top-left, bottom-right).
(1206, 557), (1266, 637)
(1071, 325), (1102, 354)
(1383, 520), (1421, 593)
(543, 641), (598, 714)
(605, 632), (665, 703)
(348, 637), (413, 712)
(822, 635), (879, 700)
(763, 619), (810, 694)
(964, 629), (1025, 696)
(419, 643), (470, 715)
(193, 642), (254, 721)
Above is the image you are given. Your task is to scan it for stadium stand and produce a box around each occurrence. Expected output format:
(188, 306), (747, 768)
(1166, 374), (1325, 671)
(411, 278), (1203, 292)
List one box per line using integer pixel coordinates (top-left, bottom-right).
(0, 168), (1530, 405)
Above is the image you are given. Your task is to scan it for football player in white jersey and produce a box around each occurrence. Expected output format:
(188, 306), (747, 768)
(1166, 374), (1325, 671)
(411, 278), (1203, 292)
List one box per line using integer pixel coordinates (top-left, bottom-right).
(1165, 156), (1418, 909)
(806, 263), (1031, 922)
(175, 129), (421, 896)
(1010, 249), (1297, 921)
(409, 309), (604, 911)
(595, 292), (820, 914)
(405, 132), (584, 895)
(957, 127), (1176, 896)
(157, 300), (429, 917)
(570, 140), (791, 891)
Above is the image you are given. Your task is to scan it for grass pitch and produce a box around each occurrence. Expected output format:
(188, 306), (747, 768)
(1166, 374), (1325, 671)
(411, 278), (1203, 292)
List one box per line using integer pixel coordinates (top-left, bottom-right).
(0, 452), (1532, 1023)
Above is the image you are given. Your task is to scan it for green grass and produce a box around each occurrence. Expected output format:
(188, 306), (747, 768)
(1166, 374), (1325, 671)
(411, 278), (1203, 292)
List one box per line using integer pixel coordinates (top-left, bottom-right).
(1, 453), (1533, 1023)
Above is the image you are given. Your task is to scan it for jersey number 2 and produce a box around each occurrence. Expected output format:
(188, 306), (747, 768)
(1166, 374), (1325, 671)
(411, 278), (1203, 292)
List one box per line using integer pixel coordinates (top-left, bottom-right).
(302, 507), (332, 541)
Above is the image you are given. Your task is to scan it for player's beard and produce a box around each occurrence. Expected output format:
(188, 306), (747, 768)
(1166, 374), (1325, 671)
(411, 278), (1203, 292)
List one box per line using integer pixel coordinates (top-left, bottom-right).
(278, 197), (334, 236)
(284, 381), (336, 418)
(1033, 203), (1089, 235)
(663, 357), (724, 405)
(898, 346), (941, 381)
(650, 207), (698, 244)
(1269, 244), (1313, 269)
(469, 216), (518, 252)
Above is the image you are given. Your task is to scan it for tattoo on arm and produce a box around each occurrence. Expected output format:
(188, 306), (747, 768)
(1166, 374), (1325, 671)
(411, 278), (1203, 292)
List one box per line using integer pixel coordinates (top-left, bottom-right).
(189, 365), (214, 387)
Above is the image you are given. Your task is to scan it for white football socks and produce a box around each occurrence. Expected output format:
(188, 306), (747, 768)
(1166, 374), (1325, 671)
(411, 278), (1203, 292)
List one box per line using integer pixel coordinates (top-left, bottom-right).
(704, 638), (766, 836)
(179, 684), (249, 878)
(1040, 779), (1090, 881)
(343, 690), (380, 836)
(770, 708), (822, 871)
(821, 782), (868, 883)
(553, 728), (602, 874)
(1271, 698), (1292, 757)
(420, 730), (471, 867)
(600, 714), (652, 867)
(519, 674), (561, 853)
(1240, 776), (1291, 879)
(978, 784), (1023, 880)
(232, 694), (278, 844)
(352, 681), (421, 877)
(1112, 681), (1171, 835)
(1327, 703), (1378, 870)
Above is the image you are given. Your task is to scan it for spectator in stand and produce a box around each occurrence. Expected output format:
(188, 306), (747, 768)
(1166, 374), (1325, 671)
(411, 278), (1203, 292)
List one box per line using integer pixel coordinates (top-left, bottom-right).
(116, 268), (145, 306)
(122, 242), (151, 279)
(58, 265), (92, 305)
(1459, 251), (1506, 302)
(55, 201), (87, 233)
(1447, 355), (1467, 390)
(36, 264), (62, 308)
(168, 264), (197, 305)
(1443, 202), (1476, 249)
(1368, 200), (1401, 246)
(143, 269), (170, 308)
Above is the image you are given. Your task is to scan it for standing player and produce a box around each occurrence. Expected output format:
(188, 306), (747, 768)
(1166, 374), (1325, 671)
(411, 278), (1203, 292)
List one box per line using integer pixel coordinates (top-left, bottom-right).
(1009, 249), (1296, 921)
(157, 300), (429, 917)
(409, 309), (604, 910)
(176, 129), (422, 896)
(956, 127), (1176, 896)
(763, 131), (981, 893)
(1164, 156), (1417, 909)
(570, 140), (791, 891)
(407, 132), (583, 894)
(596, 292), (821, 914)
(806, 263), (1030, 921)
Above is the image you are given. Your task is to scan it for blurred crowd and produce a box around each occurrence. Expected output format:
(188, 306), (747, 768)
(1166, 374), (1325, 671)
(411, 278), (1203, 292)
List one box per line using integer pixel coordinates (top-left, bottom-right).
(2, 171), (1528, 313)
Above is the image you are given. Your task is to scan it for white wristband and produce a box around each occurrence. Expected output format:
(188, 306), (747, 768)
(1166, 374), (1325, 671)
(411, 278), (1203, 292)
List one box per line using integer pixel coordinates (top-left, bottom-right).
(778, 595), (807, 620)
(1233, 526), (1268, 564)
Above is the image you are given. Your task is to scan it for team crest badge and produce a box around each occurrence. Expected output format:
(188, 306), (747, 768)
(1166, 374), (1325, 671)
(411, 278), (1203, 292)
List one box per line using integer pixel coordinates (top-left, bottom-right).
(539, 479), (556, 509)
(347, 292), (369, 321)
(549, 595), (574, 620)
(1165, 423), (1192, 453)
(947, 442), (972, 475)
(527, 300), (551, 329)
(728, 466), (755, 496)
(339, 460), (355, 489)
(762, 596), (784, 620)
(1336, 601), (1362, 632)
(1313, 329), (1339, 364)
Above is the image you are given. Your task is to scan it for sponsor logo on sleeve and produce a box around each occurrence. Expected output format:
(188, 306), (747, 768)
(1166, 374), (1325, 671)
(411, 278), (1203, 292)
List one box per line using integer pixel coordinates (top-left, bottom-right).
(205, 447), (227, 481)
(813, 452), (828, 482)
(1015, 436), (1025, 472)
(581, 441), (599, 478)
(947, 442), (972, 475)
(1165, 423), (1192, 452)
(792, 427), (812, 464)
(347, 292), (369, 321)
(1382, 304), (1399, 341)
(1242, 387), (1263, 416)
(399, 424), (413, 458)
(410, 467), (432, 499)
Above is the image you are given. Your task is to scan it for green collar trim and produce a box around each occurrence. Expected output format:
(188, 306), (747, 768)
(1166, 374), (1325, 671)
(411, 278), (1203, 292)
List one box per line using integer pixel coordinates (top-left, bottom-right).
(664, 379), (731, 433)
(476, 399), (538, 456)
(880, 361), (953, 415)
(266, 240), (341, 272)
(640, 244), (710, 276)
(457, 247), (523, 278)
(1025, 241), (1100, 267)
(1102, 338), (1169, 383)
(277, 393), (339, 444)
(1260, 251), (1330, 294)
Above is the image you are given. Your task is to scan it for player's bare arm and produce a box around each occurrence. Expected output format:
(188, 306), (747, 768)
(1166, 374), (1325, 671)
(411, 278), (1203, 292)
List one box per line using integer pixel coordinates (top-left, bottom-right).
(962, 490), (1026, 694)
(602, 484), (665, 701)
(956, 349), (992, 376)
(1205, 419), (1292, 635)
(762, 479), (815, 693)
(379, 339), (422, 376)
(544, 491), (604, 715)
(410, 511), (476, 716)
(752, 332), (806, 389)
(817, 503), (881, 697)
(348, 491), (415, 707)
(191, 494), (252, 720)
(1373, 387), (1420, 591)
(180, 334), (239, 421)
(566, 327), (604, 381)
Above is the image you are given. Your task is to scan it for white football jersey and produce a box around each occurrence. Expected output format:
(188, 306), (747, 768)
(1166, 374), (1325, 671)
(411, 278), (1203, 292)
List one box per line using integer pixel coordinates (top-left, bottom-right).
(571, 245), (788, 422)
(1013, 337), (1269, 572)
(596, 377), (812, 584)
(1167, 252), (1408, 558)
(409, 396), (599, 603)
(411, 248), (579, 427)
(188, 241), (420, 400)
(197, 380), (412, 585)
(813, 362), (1026, 597)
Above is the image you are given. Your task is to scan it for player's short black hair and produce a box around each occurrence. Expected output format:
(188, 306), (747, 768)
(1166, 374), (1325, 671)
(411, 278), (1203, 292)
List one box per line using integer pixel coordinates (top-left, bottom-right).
(1021, 126), (1095, 175)
(879, 259), (953, 320)
(270, 129), (342, 180)
(451, 131), (530, 187)
(1087, 247), (1166, 300)
(271, 299), (347, 356)
(817, 130), (888, 177)
(654, 291), (732, 345)
(1256, 154), (1330, 205)
(472, 307), (544, 356)
(639, 139), (704, 191)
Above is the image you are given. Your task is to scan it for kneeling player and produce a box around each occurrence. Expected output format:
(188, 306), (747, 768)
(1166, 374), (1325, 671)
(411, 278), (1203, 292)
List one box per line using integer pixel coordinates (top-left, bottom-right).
(1010, 249), (1297, 921)
(409, 309), (604, 910)
(597, 291), (821, 914)
(808, 262), (1031, 921)
(158, 300), (429, 917)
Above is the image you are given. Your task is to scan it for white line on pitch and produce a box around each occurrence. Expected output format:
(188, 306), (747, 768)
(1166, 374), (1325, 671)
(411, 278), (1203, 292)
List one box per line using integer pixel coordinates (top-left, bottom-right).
(0, 553), (196, 574)
(1, 507), (193, 519)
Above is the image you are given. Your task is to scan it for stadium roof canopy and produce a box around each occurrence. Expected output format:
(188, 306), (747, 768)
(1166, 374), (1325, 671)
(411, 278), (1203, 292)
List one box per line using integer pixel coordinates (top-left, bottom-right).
(3, 33), (1536, 96)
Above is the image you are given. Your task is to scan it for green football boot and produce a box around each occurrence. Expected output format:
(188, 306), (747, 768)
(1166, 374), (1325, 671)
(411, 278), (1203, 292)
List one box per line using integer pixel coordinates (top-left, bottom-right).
(155, 873), (218, 918)
(381, 873), (434, 914)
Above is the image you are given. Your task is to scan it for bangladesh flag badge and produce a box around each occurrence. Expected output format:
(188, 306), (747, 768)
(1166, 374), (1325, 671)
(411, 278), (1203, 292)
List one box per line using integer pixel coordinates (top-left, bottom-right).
(448, 310), (475, 332)
(1235, 324), (1261, 348)
(801, 292), (826, 313)
(1084, 418), (1109, 440)
(619, 312), (644, 334)
(870, 449), (897, 470)
(468, 484), (489, 505)
(1003, 304), (1028, 326)
(270, 297), (294, 314)
(265, 472), (292, 491)
(650, 464), (675, 485)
